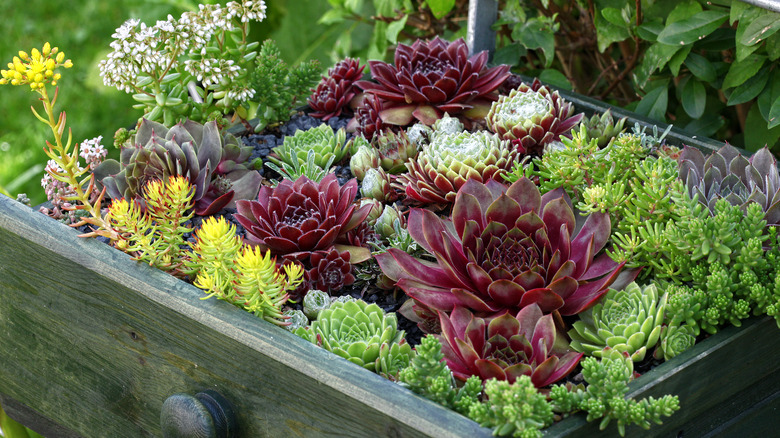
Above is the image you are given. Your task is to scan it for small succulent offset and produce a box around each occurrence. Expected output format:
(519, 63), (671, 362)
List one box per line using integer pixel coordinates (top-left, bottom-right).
(295, 300), (413, 376)
(265, 148), (335, 184)
(655, 323), (697, 361)
(437, 305), (583, 388)
(678, 143), (780, 228)
(486, 78), (583, 156)
(355, 36), (511, 126)
(579, 109), (628, 148)
(373, 129), (420, 174)
(349, 144), (380, 181)
(393, 131), (519, 207)
(94, 118), (261, 216)
(302, 289), (331, 319)
(306, 247), (356, 293)
(308, 57), (365, 121)
(376, 178), (629, 324)
(568, 282), (667, 362)
(268, 124), (349, 171)
(235, 174), (371, 261)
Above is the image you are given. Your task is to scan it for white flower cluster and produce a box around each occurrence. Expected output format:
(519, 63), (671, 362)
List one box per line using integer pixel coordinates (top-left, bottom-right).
(78, 136), (108, 170)
(41, 159), (77, 217)
(99, 1), (266, 99)
(226, 1), (268, 23)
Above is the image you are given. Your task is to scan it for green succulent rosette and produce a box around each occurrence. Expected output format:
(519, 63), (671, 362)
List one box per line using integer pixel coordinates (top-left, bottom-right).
(569, 282), (667, 362)
(269, 124), (348, 170)
(656, 323), (697, 361)
(295, 300), (411, 373)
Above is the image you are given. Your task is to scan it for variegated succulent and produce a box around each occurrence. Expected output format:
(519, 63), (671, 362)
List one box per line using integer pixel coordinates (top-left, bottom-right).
(486, 78), (583, 156)
(94, 118), (261, 216)
(438, 305), (583, 387)
(568, 282), (667, 362)
(678, 143), (780, 227)
(355, 36), (510, 126)
(374, 129), (420, 174)
(392, 130), (519, 208)
(268, 124), (349, 171)
(295, 300), (413, 375)
(376, 178), (631, 326)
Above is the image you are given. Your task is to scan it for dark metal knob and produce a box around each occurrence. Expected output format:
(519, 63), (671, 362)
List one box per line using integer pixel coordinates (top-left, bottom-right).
(160, 390), (238, 438)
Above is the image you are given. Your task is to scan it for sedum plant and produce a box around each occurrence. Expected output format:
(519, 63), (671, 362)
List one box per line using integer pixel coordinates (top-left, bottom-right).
(549, 349), (680, 437)
(295, 300), (413, 377)
(355, 36), (511, 126)
(376, 178), (630, 325)
(468, 376), (554, 438)
(485, 78), (583, 156)
(247, 39), (321, 132)
(393, 130), (519, 208)
(268, 124), (348, 171)
(568, 282), (667, 362)
(107, 175), (194, 277)
(99, 1), (268, 125)
(398, 335), (482, 416)
(437, 305), (582, 388)
(0, 43), (116, 239)
(185, 216), (305, 326)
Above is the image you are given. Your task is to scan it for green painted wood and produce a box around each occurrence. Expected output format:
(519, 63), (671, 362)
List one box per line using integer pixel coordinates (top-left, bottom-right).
(0, 196), (491, 437)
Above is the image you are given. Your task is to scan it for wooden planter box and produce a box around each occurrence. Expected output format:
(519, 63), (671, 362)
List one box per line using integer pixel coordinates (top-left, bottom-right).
(1, 95), (779, 437)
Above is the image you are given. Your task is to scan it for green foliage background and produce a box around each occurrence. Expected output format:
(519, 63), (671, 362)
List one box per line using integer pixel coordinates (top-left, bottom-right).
(0, 0), (358, 205)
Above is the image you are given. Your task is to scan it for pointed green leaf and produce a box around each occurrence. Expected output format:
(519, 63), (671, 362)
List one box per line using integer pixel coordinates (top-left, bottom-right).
(657, 11), (729, 46)
(727, 66), (770, 106)
(740, 12), (780, 46)
(769, 97), (780, 130)
(745, 104), (780, 151)
(722, 54), (766, 89)
(635, 85), (669, 122)
(385, 15), (408, 44)
(669, 45), (693, 76)
(425, 0), (456, 19)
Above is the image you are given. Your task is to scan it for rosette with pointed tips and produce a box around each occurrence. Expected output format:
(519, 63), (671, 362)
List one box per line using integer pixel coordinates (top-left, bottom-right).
(376, 177), (630, 323)
(486, 78), (583, 156)
(438, 305), (582, 387)
(392, 130), (519, 208)
(235, 174), (372, 260)
(355, 37), (510, 126)
(94, 118), (257, 216)
(678, 143), (780, 227)
(308, 57), (365, 121)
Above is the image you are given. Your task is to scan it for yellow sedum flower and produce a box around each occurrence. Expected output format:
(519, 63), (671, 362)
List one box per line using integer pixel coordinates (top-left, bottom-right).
(0, 42), (72, 89)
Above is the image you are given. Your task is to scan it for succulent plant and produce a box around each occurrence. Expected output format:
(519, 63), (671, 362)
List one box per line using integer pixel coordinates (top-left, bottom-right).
(430, 112), (465, 136)
(568, 282), (667, 362)
(393, 131), (519, 208)
(355, 36), (511, 126)
(95, 118), (260, 216)
(302, 289), (331, 319)
(360, 167), (397, 203)
(349, 145), (380, 181)
(438, 305), (583, 387)
(306, 246), (356, 292)
(655, 323), (697, 361)
(282, 309), (309, 332)
(678, 144), (780, 227)
(376, 177), (631, 323)
(373, 129), (420, 174)
(374, 204), (405, 240)
(308, 57), (365, 121)
(295, 300), (412, 374)
(265, 148), (335, 184)
(268, 124), (349, 171)
(235, 173), (372, 261)
(486, 78), (583, 156)
(580, 109), (628, 148)
(349, 94), (388, 140)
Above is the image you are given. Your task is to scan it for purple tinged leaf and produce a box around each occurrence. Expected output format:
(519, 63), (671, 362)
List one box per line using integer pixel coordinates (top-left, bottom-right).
(542, 197), (575, 253)
(505, 177), (541, 213)
(504, 363), (533, 383)
(518, 288), (564, 313)
(474, 359), (507, 381)
(453, 192), (486, 239)
(486, 193), (524, 231)
(487, 280), (527, 308)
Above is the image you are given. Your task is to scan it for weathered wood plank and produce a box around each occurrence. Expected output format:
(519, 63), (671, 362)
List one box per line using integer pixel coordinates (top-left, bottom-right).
(0, 197), (491, 437)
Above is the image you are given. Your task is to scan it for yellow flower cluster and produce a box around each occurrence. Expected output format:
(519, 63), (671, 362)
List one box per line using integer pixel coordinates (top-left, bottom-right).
(0, 42), (73, 90)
